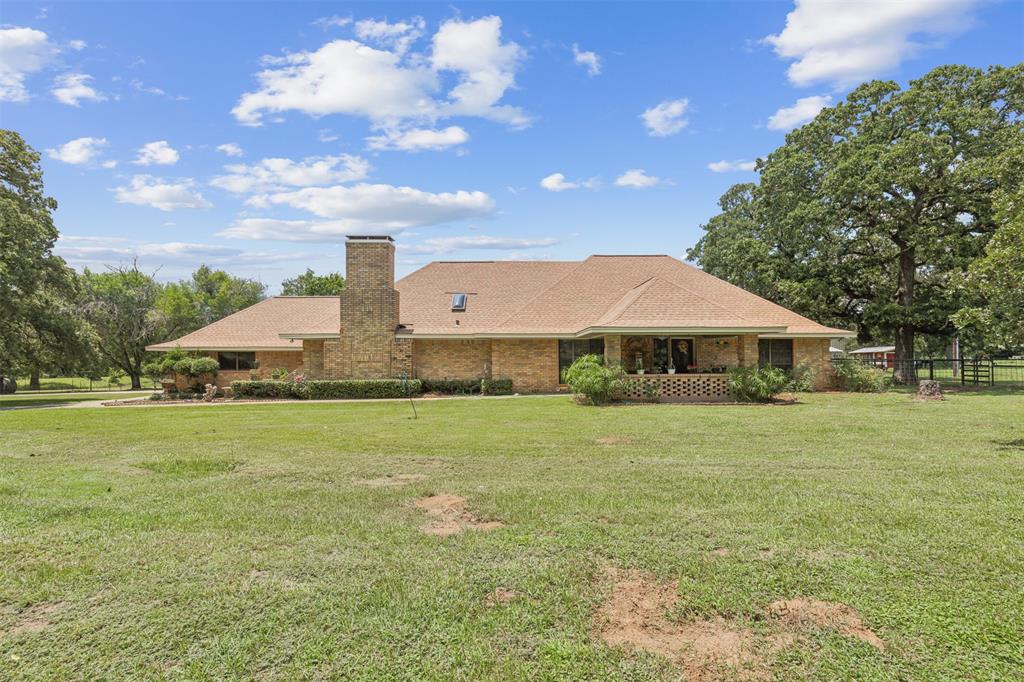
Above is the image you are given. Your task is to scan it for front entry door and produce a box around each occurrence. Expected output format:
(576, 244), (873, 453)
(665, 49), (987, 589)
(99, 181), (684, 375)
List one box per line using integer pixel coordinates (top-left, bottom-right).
(671, 338), (695, 370)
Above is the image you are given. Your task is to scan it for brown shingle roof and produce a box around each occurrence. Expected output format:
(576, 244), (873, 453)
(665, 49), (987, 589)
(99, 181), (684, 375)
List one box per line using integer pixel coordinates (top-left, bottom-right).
(148, 255), (853, 350)
(146, 296), (338, 351)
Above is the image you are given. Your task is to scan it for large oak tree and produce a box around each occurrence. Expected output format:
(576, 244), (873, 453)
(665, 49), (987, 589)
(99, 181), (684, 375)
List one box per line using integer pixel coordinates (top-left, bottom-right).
(691, 64), (1024, 380)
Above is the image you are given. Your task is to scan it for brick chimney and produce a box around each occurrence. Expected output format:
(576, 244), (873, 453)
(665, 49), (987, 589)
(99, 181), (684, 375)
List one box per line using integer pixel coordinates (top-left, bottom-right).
(337, 236), (401, 378)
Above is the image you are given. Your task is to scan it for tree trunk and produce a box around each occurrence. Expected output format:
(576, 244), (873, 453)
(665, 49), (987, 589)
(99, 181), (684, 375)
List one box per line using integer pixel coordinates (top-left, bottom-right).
(29, 369), (41, 391)
(893, 245), (917, 384)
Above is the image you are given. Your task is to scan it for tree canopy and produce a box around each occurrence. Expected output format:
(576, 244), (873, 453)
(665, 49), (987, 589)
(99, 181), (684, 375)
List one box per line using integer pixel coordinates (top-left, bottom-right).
(690, 64), (1024, 377)
(0, 129), (83, 379)
(281, 269), (346, 296)
(158, 265), (265, 335)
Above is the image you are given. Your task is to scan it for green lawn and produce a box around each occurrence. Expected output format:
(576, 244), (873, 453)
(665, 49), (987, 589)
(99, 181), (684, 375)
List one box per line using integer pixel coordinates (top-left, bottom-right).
(1, 391), (1022, 680)
(0, 391), (149, 409)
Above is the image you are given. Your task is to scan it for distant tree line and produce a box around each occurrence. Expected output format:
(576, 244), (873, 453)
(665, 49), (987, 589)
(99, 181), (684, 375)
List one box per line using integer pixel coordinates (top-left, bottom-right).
(0, 129), (345, 392)
(690, 64), (1024, 381)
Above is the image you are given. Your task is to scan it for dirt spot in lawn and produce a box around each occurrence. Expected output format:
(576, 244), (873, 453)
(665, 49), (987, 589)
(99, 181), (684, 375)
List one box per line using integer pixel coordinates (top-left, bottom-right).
(595, 436), (635, 446)
(767, 598), (885, 651)
(358, 473), (426, 487)
(709, 547), (731, 557)
(593, 569), (886, 677)
(4, 601), (67, 636)
(593, 568), (769, 679)
(415, 493), (503, 536)
(485, 587), (518, 606)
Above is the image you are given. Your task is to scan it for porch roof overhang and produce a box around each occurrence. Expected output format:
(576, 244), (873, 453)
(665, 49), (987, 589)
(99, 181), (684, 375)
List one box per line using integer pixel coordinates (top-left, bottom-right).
(278, 332), (340, 340)
(758, 330), (858, 339)
(392, 326), (788, 340)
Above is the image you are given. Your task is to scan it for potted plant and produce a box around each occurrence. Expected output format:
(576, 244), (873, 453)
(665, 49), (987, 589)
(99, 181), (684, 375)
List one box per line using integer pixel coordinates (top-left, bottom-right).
(667, 358), (676, 374)
(635, 352), (645, 375)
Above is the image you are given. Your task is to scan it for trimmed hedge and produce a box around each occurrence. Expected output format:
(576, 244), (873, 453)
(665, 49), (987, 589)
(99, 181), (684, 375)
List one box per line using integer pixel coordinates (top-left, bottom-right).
(231, 378), (422, 400)
(480, 378), (513, 395)
(420, 377), (514, 395)
(421, 378), (481, 394)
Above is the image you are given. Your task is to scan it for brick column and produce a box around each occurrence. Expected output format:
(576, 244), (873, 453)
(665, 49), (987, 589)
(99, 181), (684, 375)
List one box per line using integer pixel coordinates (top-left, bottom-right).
(737, 334), (760, 367)
(604, 335), (622, 367)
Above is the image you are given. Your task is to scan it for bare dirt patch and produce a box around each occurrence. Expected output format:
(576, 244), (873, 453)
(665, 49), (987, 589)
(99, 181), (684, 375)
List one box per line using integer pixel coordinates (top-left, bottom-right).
(593, 568), (769, 679)
(595, 436), (635, 446)
(485, 587), (518, 606)
(593, 569), (886, 677)
(358, 473), (426, 488)
(767, 598), (885, 651)
(415, 494), (503, 537)
(4, 601), (66, 636)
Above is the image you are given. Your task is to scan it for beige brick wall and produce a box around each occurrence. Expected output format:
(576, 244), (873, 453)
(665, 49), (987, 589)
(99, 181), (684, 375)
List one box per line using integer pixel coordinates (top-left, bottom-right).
(302, 340), (324, 377)
(695, 336), (741, 369)
(491, 339), (559, 393)
(413, 339), (492, 379)
(793, 338), (834, 389)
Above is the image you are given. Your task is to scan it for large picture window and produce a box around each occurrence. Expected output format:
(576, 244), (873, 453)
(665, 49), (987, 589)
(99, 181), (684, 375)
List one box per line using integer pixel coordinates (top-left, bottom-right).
(218, 351), (257, 371)
(758, 339), (793, 371)
(558, 338), (605, 376)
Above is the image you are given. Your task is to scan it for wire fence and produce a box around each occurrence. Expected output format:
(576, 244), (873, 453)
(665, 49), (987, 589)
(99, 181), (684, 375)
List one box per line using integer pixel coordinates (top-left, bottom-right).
(9, 376), (161, 393)
(835, 357), (1024, 387)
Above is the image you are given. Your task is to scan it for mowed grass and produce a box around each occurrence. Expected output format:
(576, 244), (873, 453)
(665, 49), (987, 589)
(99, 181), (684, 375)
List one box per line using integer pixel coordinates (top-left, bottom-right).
(1, 391), (1022, 680)
(0, 391), (149, 409)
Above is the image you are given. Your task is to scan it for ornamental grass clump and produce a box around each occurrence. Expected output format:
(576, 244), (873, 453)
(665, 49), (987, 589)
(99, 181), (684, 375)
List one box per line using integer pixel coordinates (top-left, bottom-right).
(727, 366), (792, 403)
(562, 354), (625, 405)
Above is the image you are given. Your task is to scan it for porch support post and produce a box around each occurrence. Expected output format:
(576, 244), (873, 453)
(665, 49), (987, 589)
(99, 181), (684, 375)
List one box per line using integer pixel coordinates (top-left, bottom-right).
(604, 335), (622, 367)
(737, 334), (759, 367)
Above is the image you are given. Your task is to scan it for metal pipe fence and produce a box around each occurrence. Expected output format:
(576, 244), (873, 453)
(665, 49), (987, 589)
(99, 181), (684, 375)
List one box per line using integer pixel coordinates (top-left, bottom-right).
(833, 357), (1024, 387)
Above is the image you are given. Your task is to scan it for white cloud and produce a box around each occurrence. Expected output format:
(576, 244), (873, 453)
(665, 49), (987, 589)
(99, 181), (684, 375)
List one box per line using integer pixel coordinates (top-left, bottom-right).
(401, 235), (558, 254)
(52, 72), (105, 106)
(220, 218), (407, 242)
(46, 137), (108, 165)
(614, 169), (661, 188)
(313, 15), (352, 29)
(707, 159), (757, 173)
(100, 160), (118, 169)
(572, 43), (601, 77)
(210, 154), (369, 193)
(236, 183), (494, 237)
(130, 79), (188, 101)
(68, 39), (87, 51)
(56, 236), (314, 269)
(641, 98), (690, 137)
(233, 16), (528, 130)
(764, 0), (978, 88)
(114, 176), (212, 211)
(216, 143), (244, 157)
(355, 17), (425, 56)
(134, 140), (180, 166)
(366, 125), (469, 151)
(539, 173), (597, 192)
(0, 27), (58, 101)
(767, 95), (831, 130)
(431, 16), (528, 127)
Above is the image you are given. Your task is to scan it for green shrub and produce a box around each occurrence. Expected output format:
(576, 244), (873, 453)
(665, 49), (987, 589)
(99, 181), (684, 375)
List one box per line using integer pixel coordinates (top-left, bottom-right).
(834, 359), (889, 392)
(727, 366), (792, 402)
(480, 377), (513, 395)
(231, 378), (422, 400)
(231, 380), (305, 399)
(562, 354), (625, 405)
(269, 367), (290, 381)
(421, 378), (482, 394)
(788, 363), (815, 393)
(302, 379), (421, 400)
(143, 348), (217, 388)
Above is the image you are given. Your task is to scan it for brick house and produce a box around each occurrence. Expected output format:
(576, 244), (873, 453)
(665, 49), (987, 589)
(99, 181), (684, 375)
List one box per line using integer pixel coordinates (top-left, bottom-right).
(148, 235), (854, 400)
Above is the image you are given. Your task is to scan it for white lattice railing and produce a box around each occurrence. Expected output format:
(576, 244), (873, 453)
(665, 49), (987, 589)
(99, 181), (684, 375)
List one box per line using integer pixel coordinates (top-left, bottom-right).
(621, 373), (731, 401)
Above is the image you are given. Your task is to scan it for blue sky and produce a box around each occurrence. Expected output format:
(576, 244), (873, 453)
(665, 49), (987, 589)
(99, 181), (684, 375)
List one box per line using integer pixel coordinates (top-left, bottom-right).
(2, 1), (1022, 290)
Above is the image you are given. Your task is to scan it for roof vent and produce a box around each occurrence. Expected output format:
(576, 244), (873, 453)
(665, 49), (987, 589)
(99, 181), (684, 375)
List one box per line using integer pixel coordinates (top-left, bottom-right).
(451, 293), (467, 311)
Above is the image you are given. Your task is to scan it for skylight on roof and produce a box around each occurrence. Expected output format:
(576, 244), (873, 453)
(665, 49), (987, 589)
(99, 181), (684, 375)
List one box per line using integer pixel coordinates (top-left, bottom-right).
(451, 293), (467, 312)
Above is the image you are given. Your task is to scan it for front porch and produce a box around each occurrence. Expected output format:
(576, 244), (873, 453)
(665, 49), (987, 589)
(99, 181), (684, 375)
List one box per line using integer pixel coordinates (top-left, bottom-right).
(608, 334), (758, 402)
